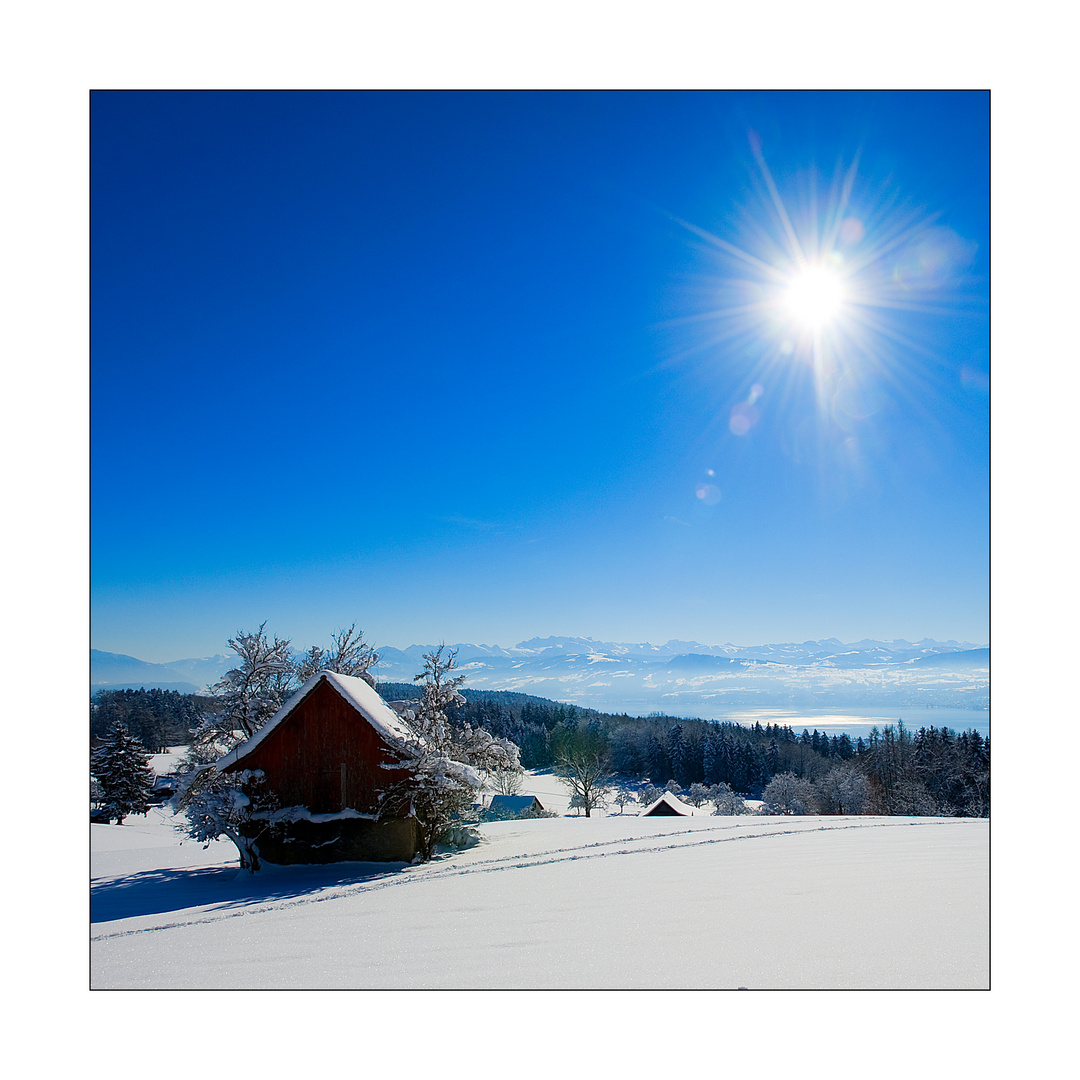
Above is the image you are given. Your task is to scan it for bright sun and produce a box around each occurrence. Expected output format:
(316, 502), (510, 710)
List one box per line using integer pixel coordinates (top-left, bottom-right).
(784, 264), (845, 328)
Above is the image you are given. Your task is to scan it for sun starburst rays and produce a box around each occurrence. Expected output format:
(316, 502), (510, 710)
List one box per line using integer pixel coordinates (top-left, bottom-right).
(658, 141), (982, 502)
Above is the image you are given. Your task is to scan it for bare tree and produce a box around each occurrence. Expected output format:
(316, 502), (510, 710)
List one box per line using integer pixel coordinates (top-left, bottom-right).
(552, 725), (613, 818)
(489, 765), (525, 795)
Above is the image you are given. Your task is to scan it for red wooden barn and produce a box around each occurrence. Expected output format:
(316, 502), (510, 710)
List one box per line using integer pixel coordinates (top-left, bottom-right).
(216, 671), (422, 864)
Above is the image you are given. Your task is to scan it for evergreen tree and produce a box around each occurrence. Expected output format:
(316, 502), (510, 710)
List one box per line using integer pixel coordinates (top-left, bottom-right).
(703, 728), (721, 785)
(644, 731), (667, 784)
(668, 723), (688, 787)
(91, 687), (207, 751)
(766, 739), (780, 778)
(91, 721), (154, 824)
(610, 724), (645, 776)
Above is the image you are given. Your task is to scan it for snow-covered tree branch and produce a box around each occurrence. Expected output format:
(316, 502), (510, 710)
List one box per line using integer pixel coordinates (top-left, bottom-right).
(295, 623), (378, 685)
(379, 645), (520, 861)
(172, 767), (279, 871)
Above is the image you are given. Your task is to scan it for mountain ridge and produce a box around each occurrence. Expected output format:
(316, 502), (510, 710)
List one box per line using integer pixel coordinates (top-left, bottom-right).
(91, 637), (988, 713)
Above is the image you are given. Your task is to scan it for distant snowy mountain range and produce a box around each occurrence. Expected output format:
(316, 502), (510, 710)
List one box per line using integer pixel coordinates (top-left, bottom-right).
(90, 651), (235, 695)
(91, 636), (989, 714)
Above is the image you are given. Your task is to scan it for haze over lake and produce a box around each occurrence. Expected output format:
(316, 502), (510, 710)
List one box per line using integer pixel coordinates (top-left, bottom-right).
(707, 707), (989, 740)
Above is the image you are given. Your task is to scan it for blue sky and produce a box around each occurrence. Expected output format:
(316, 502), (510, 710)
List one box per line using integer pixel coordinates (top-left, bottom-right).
(91, 91), (988, 661)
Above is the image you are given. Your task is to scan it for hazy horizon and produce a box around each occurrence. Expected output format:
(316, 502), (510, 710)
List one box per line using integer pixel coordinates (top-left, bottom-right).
(92, 631), (988, 669)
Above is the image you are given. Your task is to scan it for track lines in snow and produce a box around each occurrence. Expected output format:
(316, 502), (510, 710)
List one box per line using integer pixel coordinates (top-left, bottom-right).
(91, 818), (957, 943)
(418, 819), (951, 881)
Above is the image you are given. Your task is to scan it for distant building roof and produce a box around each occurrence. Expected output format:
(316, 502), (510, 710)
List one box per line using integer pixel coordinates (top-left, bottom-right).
(488, 794), (544, 813)
(640, 791), (696, 816)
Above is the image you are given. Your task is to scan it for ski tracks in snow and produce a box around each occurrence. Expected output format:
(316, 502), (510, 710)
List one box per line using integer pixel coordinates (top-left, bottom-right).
(90, 817), (966, 943)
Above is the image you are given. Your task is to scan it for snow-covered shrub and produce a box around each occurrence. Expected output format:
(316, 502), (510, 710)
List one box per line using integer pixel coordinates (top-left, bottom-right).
(709, 781), (749, 816)
(815, 763), (869, 815)
(637, 784), (662, 807)
(686, 782), (712, 808)
(762, 772), (818, 815)
(172, 767), (280, 871)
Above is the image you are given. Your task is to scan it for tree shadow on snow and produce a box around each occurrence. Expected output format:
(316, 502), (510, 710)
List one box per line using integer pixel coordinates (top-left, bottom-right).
(90, 860), (410, 924)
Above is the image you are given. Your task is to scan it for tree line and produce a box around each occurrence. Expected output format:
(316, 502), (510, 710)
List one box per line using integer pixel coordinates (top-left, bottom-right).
(91, 687), (216, 753)
(397, 689), (989, 817)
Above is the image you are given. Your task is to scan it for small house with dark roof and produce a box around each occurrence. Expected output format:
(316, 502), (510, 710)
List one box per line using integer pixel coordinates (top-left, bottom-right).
(485, 794), (545, 819)
(215, 671), (423, 864)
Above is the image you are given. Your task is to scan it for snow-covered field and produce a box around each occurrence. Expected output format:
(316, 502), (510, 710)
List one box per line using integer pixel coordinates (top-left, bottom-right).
(92, 771), (988, 990)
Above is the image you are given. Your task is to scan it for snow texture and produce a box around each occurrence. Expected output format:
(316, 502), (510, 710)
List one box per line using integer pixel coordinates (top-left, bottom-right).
(91, 780), (989, 990)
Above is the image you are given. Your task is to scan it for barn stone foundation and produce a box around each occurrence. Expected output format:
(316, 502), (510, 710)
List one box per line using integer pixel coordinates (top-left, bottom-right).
(244, 814), (421, 864)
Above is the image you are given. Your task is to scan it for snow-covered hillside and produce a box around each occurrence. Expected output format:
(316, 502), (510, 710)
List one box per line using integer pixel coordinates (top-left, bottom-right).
(91, 784), (988, 990)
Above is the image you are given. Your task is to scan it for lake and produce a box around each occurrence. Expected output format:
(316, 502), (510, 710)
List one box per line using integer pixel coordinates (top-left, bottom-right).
(703, 706), (990, 741)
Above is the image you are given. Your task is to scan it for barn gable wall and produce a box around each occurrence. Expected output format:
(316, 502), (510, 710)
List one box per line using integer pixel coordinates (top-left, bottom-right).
(223, 678), (412, 814)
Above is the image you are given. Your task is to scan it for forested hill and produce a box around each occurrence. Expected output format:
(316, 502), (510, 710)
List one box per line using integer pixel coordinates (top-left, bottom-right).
(376, 682), (602, 713)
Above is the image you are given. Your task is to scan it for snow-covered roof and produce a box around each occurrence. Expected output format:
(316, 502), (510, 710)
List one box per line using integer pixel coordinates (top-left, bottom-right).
(640, 791), (697, 816)
(215, 671), (418, 771)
